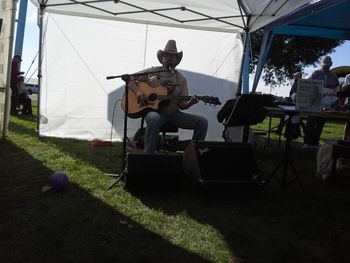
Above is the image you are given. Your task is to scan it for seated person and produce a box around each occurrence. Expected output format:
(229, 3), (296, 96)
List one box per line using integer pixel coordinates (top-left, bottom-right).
(17, 76), (33, 115)
(128, 39), (208, 154)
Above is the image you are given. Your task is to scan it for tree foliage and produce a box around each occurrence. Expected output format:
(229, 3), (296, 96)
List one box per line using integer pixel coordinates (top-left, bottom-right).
(250, 30), (345, 86)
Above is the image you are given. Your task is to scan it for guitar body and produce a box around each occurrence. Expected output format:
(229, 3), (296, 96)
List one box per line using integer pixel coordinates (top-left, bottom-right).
(121, 82), (168, 119)
(121, 82), (221, 119)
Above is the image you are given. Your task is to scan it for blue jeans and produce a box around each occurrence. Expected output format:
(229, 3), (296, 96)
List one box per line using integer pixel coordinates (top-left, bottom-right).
(144, 111), (208, 154)
(304, 117), (325, 146)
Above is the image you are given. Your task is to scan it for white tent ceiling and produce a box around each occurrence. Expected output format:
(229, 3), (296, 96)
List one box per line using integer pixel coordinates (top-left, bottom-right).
(30, 0), (310, 33)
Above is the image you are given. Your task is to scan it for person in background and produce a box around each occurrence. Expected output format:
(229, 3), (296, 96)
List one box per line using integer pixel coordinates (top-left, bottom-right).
(289, 72), (302, 98)
(339, 74), (350, 139)
(303, 56), (339, 149)
(17, 76), (33, 115)
(316, 124), (350, 181)
(128, 39), (208, 154)
(10, 55), (24, 115)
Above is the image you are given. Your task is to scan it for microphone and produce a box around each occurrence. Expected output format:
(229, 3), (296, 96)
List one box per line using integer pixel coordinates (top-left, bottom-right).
(168, 66), (175, 73)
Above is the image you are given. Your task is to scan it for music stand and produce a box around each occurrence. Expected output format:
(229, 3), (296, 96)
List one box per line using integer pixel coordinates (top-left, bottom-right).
(106, 69), (169, 189)
(265, 106), (304, 191)
(224, 94), (274, 142)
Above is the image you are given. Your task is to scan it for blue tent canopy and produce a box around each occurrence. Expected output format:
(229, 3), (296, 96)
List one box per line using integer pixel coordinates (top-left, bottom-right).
(252, 0), (350, 92)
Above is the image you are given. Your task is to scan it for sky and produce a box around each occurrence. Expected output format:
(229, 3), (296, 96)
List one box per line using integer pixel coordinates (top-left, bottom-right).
(18, 1), (350, 98)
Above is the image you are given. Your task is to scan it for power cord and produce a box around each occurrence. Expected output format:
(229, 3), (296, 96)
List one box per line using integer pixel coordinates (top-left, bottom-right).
(109, 98), (122, 162)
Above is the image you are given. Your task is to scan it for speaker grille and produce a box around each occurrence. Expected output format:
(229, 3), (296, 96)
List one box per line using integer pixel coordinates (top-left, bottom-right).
(184, 141), (261, 186)
(125, 153), (183, 187)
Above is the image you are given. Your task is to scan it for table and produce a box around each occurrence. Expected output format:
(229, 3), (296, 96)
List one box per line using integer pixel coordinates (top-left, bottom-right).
(264, 107), (350, 190)
(265, 107), (350, 121)
(265, 107), (350, 145)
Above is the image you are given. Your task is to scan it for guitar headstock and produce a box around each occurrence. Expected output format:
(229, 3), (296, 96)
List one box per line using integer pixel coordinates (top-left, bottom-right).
(199, 96), (221, 106)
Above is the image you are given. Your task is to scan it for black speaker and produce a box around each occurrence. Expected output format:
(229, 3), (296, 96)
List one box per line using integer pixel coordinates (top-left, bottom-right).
(183, 141), (262, 189)
(125, 153), (184, 188)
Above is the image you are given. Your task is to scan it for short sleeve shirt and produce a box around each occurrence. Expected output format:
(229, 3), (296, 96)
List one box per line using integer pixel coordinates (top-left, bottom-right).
(309, 69), (339, 90)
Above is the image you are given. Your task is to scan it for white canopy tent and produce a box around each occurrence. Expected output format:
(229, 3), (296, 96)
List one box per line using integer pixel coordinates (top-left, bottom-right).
(27, 0), (310, 141)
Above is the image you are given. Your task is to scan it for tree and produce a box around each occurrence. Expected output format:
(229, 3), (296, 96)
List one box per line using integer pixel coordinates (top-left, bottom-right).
(250, 29), (345, 86)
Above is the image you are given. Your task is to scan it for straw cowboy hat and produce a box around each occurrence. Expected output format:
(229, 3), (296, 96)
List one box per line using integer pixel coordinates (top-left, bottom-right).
(157, 39), (183, 66)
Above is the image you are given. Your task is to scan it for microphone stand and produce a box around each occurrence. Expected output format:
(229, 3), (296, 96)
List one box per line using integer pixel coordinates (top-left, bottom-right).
(106, 68), (170, 189)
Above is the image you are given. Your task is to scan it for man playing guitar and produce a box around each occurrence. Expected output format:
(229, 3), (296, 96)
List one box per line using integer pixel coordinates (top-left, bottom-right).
(128, 39), (208, 154)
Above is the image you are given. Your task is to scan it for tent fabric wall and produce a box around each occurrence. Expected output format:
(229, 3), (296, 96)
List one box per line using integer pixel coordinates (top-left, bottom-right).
(0, 0), (17, 138)
(39, 13), (243, 141)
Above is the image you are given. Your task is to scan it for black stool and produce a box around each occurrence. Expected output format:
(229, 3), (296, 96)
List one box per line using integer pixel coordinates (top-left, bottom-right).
(159, 123), (179, 152)
(140, 117), (179, 152)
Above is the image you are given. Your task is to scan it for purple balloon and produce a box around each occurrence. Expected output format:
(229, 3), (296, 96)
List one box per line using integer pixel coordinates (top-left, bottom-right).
(49, 172), (68, 190)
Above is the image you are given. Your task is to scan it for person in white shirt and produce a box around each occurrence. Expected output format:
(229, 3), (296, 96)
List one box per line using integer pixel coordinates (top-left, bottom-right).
(303, 56), (339, 149)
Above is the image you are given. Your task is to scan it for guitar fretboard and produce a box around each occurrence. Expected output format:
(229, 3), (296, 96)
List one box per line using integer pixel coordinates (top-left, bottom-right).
(158, 95), (192, 102)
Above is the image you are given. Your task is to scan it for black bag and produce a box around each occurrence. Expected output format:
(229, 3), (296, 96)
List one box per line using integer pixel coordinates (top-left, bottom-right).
(289, 123), (301, 139)
(132, 127), (146, 149)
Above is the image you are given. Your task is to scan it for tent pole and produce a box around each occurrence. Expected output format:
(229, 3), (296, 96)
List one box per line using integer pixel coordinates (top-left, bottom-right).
(252, 30), (274, 93)
(14, 0), (28, 57)
(242, 32), (250, 94)
(2, 0), (18, 140)
(237, 30), (249, 95)
(36, 2), (45, 134)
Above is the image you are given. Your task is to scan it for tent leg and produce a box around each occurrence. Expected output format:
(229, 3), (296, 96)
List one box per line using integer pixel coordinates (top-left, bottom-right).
(36, 4), (45, 134)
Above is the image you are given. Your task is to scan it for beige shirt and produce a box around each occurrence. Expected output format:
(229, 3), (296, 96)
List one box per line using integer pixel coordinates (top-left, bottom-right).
(134, 66), (188, 113)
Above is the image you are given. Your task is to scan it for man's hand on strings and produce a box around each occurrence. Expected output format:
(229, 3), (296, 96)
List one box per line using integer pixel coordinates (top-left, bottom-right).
(180, 95), (199, 110)
(188, 95), (199, 106)
(136, 90), (147, 106)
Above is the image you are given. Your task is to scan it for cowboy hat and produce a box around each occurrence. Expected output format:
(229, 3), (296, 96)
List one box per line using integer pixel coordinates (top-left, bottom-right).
(157, 39), (183, 66)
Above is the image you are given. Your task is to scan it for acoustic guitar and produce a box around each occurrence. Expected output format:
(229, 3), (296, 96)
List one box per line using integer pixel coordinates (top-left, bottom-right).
(121, 82), (221, 119)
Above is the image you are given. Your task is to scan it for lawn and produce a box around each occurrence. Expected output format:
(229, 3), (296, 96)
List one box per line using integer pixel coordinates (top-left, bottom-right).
(1, 109), (350, 263)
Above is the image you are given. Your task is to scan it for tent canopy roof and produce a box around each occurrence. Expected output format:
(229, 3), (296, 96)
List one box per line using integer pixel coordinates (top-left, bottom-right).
(30, 0), (310, 33)
(266, 0), (350, 40)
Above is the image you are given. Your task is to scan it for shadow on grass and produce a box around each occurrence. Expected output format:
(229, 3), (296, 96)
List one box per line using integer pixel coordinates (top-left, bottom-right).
(129, 146), (350, 263)
(8, 116), (350, 262)
(8, 116), (37, 136)
(9, 121), (122, 175)
(0, 140), (210, 263)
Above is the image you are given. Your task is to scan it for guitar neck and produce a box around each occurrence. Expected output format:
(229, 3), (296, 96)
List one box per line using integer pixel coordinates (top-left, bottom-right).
(158, 95), (202, 102)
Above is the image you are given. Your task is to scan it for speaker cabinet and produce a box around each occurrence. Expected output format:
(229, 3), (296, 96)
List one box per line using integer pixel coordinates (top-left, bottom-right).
(125, 153), (184, 188)
(183, 141), (262, 189)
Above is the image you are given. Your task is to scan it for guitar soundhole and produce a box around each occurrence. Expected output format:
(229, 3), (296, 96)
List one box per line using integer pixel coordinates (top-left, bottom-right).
(148, 93), (157, 103)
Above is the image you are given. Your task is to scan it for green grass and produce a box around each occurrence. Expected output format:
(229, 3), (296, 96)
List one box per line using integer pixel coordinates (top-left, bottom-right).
(1, 108), (350, 263)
